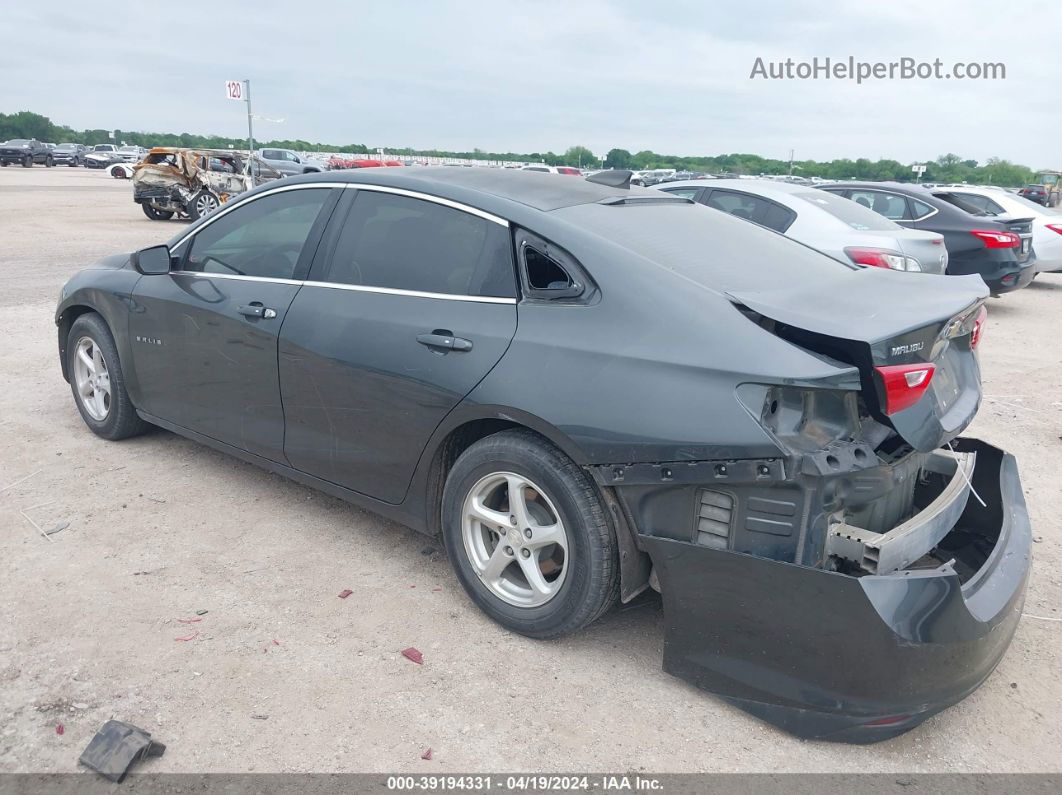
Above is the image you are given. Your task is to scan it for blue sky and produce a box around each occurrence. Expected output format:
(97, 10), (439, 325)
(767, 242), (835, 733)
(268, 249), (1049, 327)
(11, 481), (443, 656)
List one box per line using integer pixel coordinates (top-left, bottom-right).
(3, 0), (1058, 166)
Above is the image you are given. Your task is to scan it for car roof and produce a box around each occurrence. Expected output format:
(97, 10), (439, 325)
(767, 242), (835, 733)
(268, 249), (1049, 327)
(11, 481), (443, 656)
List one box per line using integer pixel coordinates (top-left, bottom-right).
(280, 167), (664, 212)
(817, 181), (932, 196)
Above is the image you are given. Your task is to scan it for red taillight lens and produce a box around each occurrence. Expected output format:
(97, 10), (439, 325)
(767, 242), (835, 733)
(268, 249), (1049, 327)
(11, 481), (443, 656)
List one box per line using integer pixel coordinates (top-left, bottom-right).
(971, 305), (988, 349)
(844, 247), (905, 270)
(1045, 223), (1062, 237)
(969, 229), (1020, 248)
(863, 714), (912, 727)
(874, 364), (936, 415)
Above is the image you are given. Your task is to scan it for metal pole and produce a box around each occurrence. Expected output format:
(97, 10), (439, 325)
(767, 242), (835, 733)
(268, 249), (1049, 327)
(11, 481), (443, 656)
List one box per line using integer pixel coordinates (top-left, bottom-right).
(245, 79), (254, 157)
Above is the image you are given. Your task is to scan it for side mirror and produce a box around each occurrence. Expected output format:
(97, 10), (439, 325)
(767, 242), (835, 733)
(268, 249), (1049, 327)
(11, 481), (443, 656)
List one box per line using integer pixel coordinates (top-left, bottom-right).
(134, 244), (172, 275)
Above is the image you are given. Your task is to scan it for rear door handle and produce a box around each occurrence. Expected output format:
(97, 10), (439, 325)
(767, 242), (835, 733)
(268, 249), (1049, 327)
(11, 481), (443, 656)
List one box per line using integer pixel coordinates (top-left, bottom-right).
(237, 302), (277, 319)
(417, 331), (473, 352)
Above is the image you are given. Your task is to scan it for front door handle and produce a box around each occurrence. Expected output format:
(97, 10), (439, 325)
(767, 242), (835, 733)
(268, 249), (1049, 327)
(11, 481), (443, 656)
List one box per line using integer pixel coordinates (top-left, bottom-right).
(417, 331), (473, 353)
(237, 302), (277, 319)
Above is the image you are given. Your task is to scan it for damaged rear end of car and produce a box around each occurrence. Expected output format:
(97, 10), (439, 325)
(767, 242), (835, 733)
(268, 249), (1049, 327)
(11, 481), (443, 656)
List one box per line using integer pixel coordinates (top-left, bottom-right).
(632, 277), (1028, 741)
(559, 202), (1032, 743)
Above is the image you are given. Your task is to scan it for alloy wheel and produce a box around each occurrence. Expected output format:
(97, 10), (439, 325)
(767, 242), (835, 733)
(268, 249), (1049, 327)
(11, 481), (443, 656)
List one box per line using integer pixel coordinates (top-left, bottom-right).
(73, 336), (111, 421)
(461, 472), (569, 607)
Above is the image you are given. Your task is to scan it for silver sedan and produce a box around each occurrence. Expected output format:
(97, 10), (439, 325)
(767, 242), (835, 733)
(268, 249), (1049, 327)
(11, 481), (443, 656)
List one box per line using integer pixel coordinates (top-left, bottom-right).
(656, 178), (948, 274)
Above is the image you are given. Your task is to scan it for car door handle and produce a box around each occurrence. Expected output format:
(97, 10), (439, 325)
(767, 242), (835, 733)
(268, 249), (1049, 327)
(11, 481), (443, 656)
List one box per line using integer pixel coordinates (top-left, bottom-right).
(237, 303), (277, 319)
(417, 331), (473, 352)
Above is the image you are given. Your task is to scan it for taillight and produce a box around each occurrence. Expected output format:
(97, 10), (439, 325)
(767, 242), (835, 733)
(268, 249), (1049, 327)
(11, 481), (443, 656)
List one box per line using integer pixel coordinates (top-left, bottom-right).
(874, 364), (936, 415)
(969, 229), (1020, 248)
(844, 247), (919, 271)
(1045, 223), (1062, 237)
(971, 305), (988, 349)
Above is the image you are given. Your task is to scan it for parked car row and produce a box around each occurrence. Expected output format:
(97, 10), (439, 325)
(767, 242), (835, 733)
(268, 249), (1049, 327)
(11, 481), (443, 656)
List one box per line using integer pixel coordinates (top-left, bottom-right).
(57, 167), (1030, 745)
(656, 176), (1056, 293)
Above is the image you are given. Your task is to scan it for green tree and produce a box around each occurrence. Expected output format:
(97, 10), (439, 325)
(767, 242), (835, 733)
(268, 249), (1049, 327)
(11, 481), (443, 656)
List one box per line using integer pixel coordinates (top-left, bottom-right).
(604, 148), (632, 169)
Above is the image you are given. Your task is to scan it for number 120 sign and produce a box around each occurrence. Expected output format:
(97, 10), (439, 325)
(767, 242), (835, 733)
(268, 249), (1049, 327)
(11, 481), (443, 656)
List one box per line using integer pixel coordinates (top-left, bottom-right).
(225, 80), (245, 101)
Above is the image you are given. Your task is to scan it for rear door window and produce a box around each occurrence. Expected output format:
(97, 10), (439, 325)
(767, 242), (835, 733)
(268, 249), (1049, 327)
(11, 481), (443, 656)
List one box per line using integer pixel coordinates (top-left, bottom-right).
(704, 189), (795, 232)
(324, 190), (516, 298)
(848, 190), (911, 220)
(795, 191), (901, 231)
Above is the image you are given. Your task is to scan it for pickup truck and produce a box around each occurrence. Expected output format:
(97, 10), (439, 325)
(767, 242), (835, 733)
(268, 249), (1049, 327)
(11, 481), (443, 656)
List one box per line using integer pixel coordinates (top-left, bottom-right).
(256, 147), (326, 175)
(0, 139), (54, 167)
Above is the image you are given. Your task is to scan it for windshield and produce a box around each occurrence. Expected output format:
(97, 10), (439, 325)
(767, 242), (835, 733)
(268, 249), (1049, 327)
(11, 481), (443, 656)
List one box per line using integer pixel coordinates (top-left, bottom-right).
(7, 139), (30, 146)
(119, 146), (138, 152)
(55, 144), (76, 150)
(794, 191), (901, 231)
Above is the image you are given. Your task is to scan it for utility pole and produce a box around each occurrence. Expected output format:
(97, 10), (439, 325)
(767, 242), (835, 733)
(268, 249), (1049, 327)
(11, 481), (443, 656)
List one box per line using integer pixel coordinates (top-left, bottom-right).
(245, 79), (255, 156)
(788, 149), (795, 176)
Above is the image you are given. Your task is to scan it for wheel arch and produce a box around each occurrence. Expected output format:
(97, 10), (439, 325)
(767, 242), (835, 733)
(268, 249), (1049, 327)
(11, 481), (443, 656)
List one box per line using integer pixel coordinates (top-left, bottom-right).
(57, 304), (102, 382)
(415, 408), (651, 602)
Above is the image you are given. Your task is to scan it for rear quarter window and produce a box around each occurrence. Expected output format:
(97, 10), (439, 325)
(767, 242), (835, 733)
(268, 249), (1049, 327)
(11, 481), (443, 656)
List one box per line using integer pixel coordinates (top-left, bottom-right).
(794, 191), (901, 231)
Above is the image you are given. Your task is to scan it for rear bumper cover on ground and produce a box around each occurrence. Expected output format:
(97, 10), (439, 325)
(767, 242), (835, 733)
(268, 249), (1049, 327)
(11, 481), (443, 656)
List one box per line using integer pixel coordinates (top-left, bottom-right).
(638, 439), (1030, 743)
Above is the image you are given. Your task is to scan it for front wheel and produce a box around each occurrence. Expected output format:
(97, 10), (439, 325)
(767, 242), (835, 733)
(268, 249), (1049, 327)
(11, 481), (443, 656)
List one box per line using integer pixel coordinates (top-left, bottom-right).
(45, 156), (54, 167)
(442, 430), (619, 639)
(187, 190), (220, 221)
(21, 155), (32, 168)
(67, 313), (150, 440)
(141, 203), (174, 221)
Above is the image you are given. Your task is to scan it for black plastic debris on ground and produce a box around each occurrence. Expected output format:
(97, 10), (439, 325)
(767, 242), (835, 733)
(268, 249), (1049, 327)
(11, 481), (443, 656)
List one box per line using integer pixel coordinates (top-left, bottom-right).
(78, 720), (166, 782)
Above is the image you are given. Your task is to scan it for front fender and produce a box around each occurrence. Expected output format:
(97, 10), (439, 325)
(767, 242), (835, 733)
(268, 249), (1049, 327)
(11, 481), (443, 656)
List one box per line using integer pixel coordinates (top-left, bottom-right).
(56, 268), (141, 399)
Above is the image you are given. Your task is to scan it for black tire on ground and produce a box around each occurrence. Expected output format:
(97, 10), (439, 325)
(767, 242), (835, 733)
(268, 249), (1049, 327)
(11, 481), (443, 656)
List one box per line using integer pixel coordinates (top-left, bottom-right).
(45, 156), (54, 167)
(0, 161), (7, 167)
(141, 203), (174, 221)
(21, 155), (32, 168)
(66, 313), (151, 441)
(186, 190), (220, 221)
(441, 429), (620, 639)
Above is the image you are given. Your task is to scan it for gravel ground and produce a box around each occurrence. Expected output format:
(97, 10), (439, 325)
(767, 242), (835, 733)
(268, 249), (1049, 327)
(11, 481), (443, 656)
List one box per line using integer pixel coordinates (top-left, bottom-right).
(0, 166), (1059, 773)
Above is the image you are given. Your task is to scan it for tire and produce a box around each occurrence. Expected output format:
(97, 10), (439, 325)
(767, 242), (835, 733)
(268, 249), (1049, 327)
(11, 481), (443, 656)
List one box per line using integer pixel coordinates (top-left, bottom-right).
(45, 156), (54, 167)
(21, 155), (32, 168)
(187, 190), (220, 221)
(141, 203), (174, 221)
(441, 429), (619, 639)
(66, 313), (150, 441)
(110, 165), (126, 179)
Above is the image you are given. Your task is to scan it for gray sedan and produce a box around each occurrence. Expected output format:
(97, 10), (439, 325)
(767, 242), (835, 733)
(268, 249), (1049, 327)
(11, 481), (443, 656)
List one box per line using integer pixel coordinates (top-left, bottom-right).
(657, 178), (948, 273)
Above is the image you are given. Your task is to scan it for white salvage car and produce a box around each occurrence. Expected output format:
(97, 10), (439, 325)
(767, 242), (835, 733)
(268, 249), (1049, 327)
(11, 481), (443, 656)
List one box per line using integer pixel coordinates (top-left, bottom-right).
(109, 162), (136, 179)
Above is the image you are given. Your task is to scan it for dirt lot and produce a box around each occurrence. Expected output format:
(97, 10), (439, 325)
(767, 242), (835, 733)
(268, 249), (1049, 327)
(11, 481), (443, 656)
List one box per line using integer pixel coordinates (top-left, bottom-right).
(0, 166), (1059, 774)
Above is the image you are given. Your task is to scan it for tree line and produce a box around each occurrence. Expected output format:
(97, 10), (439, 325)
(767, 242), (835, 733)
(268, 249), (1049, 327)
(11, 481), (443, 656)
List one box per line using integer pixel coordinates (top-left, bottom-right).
(0, 110), (1040, 186)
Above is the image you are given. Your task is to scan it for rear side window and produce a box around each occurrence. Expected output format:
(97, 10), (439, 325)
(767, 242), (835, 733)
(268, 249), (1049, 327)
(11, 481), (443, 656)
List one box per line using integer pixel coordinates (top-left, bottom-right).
(184, 188), (332, 279)
(909, 198), (936, 220)
(325, 191), (516, 298)
(705, 189), (795, 233)
(848, 190), (910, 220)
(660, 187), (701, 201)
(795, 191), (900, 231)
(939, 192), (1003, 216)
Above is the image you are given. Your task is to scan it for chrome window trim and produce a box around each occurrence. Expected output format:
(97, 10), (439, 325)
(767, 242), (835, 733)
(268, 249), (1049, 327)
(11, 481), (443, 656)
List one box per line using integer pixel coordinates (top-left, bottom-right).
(168, 180), (513, 301)
(166, 271), (516, 304)
(342, 183), (509, 227)
(170, 271), (303, 286)
(301, 280), (516, 304)
(171, 180), (510, 254)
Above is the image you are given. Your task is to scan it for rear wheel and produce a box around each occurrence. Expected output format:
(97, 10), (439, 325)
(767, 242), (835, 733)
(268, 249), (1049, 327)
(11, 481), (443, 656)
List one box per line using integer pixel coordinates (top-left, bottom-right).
(67, 313), (150, 440)
(141, 203), (174, 221)
(442, 430), (619, 638)
(187, 190), (220, 221)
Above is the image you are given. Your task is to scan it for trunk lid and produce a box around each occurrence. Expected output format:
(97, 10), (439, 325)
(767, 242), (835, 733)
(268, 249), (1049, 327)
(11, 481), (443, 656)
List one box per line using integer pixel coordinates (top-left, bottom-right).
(998, 216), (1035, 263)
(729, 271), (987, 452)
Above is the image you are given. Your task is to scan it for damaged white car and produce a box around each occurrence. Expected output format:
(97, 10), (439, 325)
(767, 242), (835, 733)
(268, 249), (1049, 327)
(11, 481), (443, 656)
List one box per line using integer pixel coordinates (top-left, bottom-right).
(132, 148), (282, 221)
